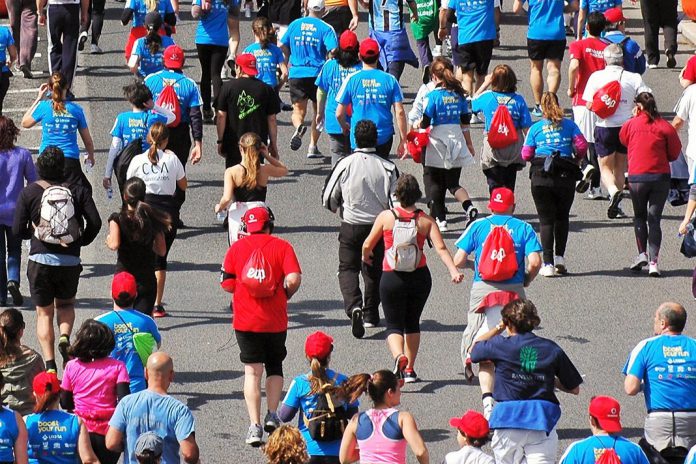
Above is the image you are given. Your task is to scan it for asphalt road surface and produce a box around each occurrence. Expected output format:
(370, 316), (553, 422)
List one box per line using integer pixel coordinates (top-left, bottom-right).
(4, 2), (696, 462)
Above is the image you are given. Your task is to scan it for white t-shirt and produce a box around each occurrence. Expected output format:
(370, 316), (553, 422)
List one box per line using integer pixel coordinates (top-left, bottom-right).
(444, 446), (495, 464)
(675, 85), (696, 162)
(582, 65), (651, 128)
(126, 149), (185, 196)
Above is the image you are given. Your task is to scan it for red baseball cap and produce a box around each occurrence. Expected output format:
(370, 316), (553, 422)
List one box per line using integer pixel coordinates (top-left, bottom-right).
(449, 410), (490, 439)
(305, 331), (334, 359)
(33, 371), (60, 396)
(243, 207), (270, 233)
(603, 7), (625, 23)
(112, 272), (137, 301)
(236, 53), (258, 77)
(359, 38), (379, 59)
(589, 396), (622, 433)
(339, 30), (358, 51)
(163, 45), (185, 69)
(488, 187), (515, 213)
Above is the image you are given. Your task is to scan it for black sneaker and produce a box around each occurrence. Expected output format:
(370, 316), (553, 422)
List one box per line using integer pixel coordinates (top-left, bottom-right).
(422, 65), (430, 85)
(351, 308), (365, 339)
(290, 124), (307, 151)
(58, 335), (70, 368)
(7, 281), (22, 306)
(19, 64), (32, 79)
(403, 368), (418, 383)
(202, 108), (215, 123)
(607, 191), (622, 219)
(463, 206), (478, 229)
(666, 51), (677, 69)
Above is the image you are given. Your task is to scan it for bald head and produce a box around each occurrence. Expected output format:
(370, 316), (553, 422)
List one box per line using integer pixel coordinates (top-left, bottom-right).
(656, 302), (687, 333)
(147, 352), (174, 376)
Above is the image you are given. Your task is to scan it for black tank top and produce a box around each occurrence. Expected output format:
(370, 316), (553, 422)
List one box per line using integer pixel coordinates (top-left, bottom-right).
(234, 166), (268, 202)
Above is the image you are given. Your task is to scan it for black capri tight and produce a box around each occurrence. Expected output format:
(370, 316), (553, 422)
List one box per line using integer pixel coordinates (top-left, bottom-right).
(196, 43), (228, 111)
(530, 183), (575, 264)
(629, 180), (669, 260)
(380, 267), (432, 336)
(90, 433), (121, 464)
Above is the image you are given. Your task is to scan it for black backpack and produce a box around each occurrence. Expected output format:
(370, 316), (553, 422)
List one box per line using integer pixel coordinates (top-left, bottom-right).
(114, 138), (143, 195)
(303, 381), (350, 442)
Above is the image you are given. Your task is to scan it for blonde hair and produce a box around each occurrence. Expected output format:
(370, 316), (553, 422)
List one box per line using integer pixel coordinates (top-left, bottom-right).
(540, 92), (564, 125)
(239, 132), (263, 190)
(49, 72), (68, 114)
(145, 0), (158, 11)
(146, 122), (169, 165)
(264, 426), (308, 464)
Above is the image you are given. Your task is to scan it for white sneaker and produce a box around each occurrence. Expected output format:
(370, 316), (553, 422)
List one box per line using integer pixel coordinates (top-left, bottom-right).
(432, 45), (442, 57)
(630, 252), (649, 272)
(587, 187), (606, 200)
(554, 256), (567, 275)
(539, 263), (556, 277)
(443, 37), (453, 57)
(648, 64), (658, 69)
(436, 219), (448, 232)
(90, 44), (103, 54)
(482, 396), (495, 420)
(648, 262), (661, 277)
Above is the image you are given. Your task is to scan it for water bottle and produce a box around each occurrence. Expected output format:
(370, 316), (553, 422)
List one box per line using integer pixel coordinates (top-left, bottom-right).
(106, 187), (113, 201)
(244, 1), (252, 17)
(216, 210), (227, 223)
(84, 154), (93, 174)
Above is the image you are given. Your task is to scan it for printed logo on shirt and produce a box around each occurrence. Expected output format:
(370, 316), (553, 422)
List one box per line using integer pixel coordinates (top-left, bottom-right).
(520, 346), (538, 373)
(37, 420), (68, 433)
(237, 91), (261, 119)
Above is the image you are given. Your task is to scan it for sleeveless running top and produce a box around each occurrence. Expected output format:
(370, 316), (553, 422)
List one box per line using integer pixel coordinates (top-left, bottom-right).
(234, 166), (268, 202)
(356, 408), (407, 464)
(382, 207), (428, 271)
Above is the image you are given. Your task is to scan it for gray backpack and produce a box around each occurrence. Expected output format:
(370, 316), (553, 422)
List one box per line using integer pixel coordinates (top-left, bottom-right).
(385, 209), (423, 272)
(33, 181), (82, 247)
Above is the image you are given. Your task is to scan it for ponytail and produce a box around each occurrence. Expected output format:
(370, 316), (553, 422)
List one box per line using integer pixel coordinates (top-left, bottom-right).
(49, 72), (68, 114)
(239, 132), (263, 190)
(252, 17), (273, 49)
(120, 177), (172, 244)
(33, 391), (60, 414)
(540, 92), (564, 125)
(145, 0), (157, 11)
(430, 57), (466, 97)
(308, 357), (333, 395)
(146, 122), (169, 165)
(334, 370), (398, 405)
(146, 26), (162, 56)
(0, 308), (24, 365)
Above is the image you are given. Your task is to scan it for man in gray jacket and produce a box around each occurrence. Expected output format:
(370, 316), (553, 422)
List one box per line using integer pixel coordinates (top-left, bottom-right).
(322, 120), (399, 339)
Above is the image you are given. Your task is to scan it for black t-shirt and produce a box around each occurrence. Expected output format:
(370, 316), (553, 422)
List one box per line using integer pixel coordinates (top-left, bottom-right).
(216, 77), (281, 153)
(108, 212), (156, 279)
(267, 0), (301, 25)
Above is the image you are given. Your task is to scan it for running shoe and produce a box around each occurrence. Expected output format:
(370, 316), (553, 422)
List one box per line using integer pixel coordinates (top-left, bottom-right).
(90, 44), (103, 54)
(436, 219), (448, 232)
(202, 108), (215, 124)
(575, 164), (595, 193)
(565, 25), (575, 36)
(245, 424), (263, 447)
(648, 64), (658, 69)
(539, 263), (556, 277)
(432, 45), (442, 57)
(7, 281), (22, 306)
(666, 51), (676, 69)
(554, 256), (567, 275)
(421, 65), (430, 85)
(351, 308), (365, 339)
(290, 124), (306, 151)
(263, 411), (280, 434)
(306, 146), (322, 158)
(614, 207), (627, 219)
(58, 335), (70, 368)
(587, 187), (607, 200)
(403, 368), (418, 383)
(226, 59), (237, 78)
(281, 102), (293, 112)
(393, 354), (408, 380)
(153, 305), (167, 318)
(630, 252), (649, 272)
(463, 206), (478, 230)
(648, 262), (661, 277)
(531, 105), (543, 117)
(482, 395), (495, 420)
(78, 31), (88, 51)
(18, 64), (32, 79)
(607, 191), (622, 219)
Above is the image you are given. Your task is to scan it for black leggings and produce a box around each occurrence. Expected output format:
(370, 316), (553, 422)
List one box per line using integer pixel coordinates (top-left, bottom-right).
(89, 432), (120, 464)
(530, 183), (575, 264)
(79, 0), (105, 45)
(0, 71), (9, 115)
(196, 43), (227, 111)
(423, 165), (463, 222)
(133, 273), (156, 315)
(629, 180), (669, 261)
(380, 267), (432, 336)
(145, 195), (179, 271)
(483, 165), (518, 193)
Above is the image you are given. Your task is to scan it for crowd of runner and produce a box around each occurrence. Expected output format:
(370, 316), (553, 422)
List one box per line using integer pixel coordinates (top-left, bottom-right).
(0, 0), (695, 461)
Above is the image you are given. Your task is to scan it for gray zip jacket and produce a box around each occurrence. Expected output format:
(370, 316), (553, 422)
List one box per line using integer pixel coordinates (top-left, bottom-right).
(322, 148), (399, 225)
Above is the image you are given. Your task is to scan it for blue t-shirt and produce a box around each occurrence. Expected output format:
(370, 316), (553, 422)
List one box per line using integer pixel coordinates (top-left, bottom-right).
(523, 0), (566, 41)
(280, 17), (338, 79)
(192, 0), (230, 46)
(111, 111), (168, 150)
(282, 369), (358, 457)
(32, 100), (88, 160)
(0, 27), (15, 73)
(580, 0), (621, 12)
(472, 91), (533, 133)
(446, 0), (496, 44)
(623, 334), (696, 412)
(109, 389), (196, 464)
(686, 446), (696, 464)
(133, 35), (175, 77)
(560, 435), (650, 464)
(315, 59), (362, 135)
(603, 32), (646, 75)
(95, 309), (162, 394)
(243, 42), (286, 88)
(26, 410), (80, 464)
(0, 407), (18, 462)
(126, 0), (174, 27)
(336, 68), (404, 147)
(454, 215), (541, 284)
(369, 0), (405, 32)
(524, 118), (583, 158)
(144, 70), (203, 124)
(423, 87), (469, 126)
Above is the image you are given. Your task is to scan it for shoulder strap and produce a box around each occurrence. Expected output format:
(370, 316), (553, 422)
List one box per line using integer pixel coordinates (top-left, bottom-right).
(504, 96), (514, 106)
(36, 180), (50, 190)
(619, 36), (630, 46)
(112, 311), (136, 335)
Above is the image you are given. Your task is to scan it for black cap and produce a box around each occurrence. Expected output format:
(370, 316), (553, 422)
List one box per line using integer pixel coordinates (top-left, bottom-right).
(145, 11), (163, 29)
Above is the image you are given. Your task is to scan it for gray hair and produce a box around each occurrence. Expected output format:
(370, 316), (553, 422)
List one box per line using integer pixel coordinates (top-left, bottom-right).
(603, 44), (623, 66)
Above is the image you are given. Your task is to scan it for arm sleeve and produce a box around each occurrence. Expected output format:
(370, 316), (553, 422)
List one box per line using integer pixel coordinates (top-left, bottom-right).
(76, 106), (88, 129)
(189, 106), (203, 141)
(420, 114), (432, 129)
(277, 403), (299, 422)
(690, 184), (696, 201)
(408, 84), (429, 125)
(24, 152), (37, 183)
(618, 120), (630, 147)
(105, 137), (124, 178)
(79, 193), (102, 247)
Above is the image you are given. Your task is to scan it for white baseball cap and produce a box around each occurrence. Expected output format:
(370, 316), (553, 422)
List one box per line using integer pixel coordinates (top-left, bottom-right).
(308, 0), (325, 11)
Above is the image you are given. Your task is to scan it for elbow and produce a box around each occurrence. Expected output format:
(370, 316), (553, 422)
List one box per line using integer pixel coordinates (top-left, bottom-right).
(569, 386), (580, 395)
(182, 446), (200, 464)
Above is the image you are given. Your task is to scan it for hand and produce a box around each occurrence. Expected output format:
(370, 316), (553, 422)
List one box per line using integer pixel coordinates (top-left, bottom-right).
(567, 88), (575, 98)
(438, 27), (448, 41)
(397, 139), (407, 159)
(679, 219), (691, 236)
(38, 13), (46, 26)
(214, 203), (222, 213)
(450, 272), (464, 283)
(632, 106), (640, 117)
(269, 143), (279, 159)
(341, 123), (350, 135)
(410, 12), (418, 22)
(349, 15), (358, 30)
(315, 113), (324, 129)
(37, 83), (49, 99)
(102, 177), (112, 190)
(189, 144), (202, 165)
(86, 153), (95, 166)
(362, 252), (373, 266)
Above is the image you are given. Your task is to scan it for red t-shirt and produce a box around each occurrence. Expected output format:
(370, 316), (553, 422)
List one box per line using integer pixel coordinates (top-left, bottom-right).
(569, 37), (608, 107)
(222, 234), (301, 333)
(683, 55), (696, 83)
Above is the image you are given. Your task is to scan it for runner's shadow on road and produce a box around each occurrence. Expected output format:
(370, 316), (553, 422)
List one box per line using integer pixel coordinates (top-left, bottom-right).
(157, 314), (232, 332)
(420, 319), (466, 333)
(419, 428), (450, 444)
(174, 369), (243, 383)
(176, 390), (245, 411)
(175, 225), (220, 240)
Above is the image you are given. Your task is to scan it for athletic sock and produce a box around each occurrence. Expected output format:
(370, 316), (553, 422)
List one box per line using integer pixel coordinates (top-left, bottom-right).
(46, 359), (57, 372)
(607, 185), (619, 197)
